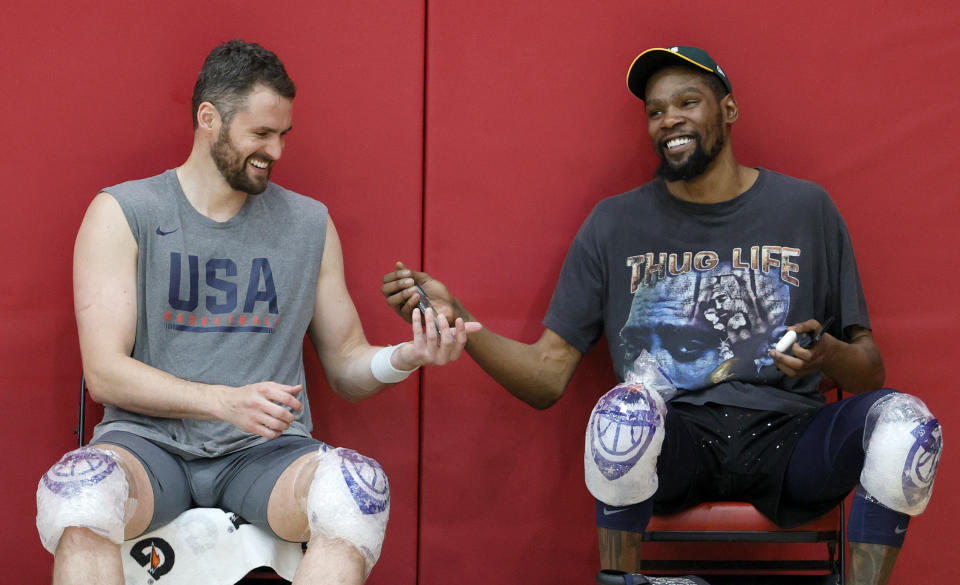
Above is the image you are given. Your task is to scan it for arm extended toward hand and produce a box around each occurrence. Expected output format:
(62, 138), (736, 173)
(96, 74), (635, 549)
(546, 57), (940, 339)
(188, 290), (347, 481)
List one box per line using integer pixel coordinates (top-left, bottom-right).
(308, 229), (481, 403)
(381, 261), (582, 409)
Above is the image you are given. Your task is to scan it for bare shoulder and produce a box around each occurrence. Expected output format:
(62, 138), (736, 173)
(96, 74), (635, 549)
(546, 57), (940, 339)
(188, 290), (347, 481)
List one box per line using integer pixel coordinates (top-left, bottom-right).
(78, 191), (130, 235)
(75, 191), (137, 269)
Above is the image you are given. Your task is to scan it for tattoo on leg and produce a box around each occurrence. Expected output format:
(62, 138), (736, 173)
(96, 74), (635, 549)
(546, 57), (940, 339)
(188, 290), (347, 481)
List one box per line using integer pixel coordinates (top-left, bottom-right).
(598, 527), (643, 571)
(848, 542), (900, 585)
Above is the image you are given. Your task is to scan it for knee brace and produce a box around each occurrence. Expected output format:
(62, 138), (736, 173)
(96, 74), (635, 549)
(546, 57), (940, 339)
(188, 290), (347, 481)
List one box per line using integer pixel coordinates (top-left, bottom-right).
(36, 447), (132, 554)
(305, 446), (390, 576)
(585, 380), (666, 506)
(861, 393), (943, 516)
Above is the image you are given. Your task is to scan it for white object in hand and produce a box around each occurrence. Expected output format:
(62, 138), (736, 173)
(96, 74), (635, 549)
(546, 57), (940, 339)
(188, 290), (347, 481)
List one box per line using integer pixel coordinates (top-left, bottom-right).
(775, 330), (798, 353)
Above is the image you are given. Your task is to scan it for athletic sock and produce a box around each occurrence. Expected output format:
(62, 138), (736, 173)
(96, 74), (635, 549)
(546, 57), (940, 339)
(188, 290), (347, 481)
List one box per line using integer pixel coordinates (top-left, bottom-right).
(595, 498), (654, 532)
(847, 485), (910, 547)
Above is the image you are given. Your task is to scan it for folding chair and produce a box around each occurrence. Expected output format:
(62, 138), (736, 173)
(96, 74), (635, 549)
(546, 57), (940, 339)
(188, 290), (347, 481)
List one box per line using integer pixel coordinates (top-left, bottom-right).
(637, 388), (847, 584)
(639, 501), (843, 583)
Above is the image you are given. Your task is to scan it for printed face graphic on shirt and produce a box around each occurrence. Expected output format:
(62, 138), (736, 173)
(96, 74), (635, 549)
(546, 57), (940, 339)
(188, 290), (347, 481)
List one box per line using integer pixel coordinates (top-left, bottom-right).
(619, 263), (789, 390)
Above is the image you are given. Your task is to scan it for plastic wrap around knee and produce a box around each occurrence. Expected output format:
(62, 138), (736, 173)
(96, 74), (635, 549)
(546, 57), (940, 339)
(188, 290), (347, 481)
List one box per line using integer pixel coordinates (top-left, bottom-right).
(585, 380), (666, 506)
(306, 446), (390, 575)
(36, 447), (131, 554)
(861, 392), (943, 516)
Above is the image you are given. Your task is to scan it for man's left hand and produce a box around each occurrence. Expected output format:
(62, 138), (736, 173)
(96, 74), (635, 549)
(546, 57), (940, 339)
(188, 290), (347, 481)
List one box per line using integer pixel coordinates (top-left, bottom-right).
(393, 307), (483, 370)
(769, 318), (832, 378)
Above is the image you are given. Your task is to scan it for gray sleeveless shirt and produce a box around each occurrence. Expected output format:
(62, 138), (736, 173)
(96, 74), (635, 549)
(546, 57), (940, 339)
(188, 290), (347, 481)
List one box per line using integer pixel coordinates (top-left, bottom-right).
(91, 169), (327, 459)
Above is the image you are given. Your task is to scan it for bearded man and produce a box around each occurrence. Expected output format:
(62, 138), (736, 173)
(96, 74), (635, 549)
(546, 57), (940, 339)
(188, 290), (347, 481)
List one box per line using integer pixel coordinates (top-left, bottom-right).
(381, 46), (942, 585)
(37, 39), (480, 585)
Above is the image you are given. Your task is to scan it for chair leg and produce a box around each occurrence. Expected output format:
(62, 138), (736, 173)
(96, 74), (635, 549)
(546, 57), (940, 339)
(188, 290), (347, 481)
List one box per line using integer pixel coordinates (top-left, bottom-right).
(839, 499), (846, 585)
(77, 375), (87, 447)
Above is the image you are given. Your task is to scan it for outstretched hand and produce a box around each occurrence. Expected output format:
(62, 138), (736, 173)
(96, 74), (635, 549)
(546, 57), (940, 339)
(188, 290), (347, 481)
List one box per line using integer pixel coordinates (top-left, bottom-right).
(393, 306), (483, 369)
(381, 261), (461, 324)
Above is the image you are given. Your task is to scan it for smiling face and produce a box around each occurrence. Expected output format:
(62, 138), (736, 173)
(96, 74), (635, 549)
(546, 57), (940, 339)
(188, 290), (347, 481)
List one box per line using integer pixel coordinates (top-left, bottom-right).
(643, 66), (732, 182)
(210, 85), (293, 194)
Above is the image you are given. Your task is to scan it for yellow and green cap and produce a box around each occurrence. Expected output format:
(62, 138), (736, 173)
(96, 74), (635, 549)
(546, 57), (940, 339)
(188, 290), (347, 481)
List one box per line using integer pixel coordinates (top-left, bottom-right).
(626, 46), (732, 101)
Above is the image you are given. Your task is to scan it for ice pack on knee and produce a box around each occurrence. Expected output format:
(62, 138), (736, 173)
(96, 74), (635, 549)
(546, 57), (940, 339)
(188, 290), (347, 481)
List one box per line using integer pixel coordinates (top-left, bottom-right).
(307, 447), (390, 575)
(861, 393), (943, 516)
(36, 447), (130, 553)
(585, 352), (669, 506)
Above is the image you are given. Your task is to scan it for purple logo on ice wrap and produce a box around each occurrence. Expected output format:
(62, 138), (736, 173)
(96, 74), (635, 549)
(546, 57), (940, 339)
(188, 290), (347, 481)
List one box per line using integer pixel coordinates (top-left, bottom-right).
(901, 419), (942, 506)
(589, 383), (661, 480)
(42, 448), (118, 496)
(339, 450), (389, 515)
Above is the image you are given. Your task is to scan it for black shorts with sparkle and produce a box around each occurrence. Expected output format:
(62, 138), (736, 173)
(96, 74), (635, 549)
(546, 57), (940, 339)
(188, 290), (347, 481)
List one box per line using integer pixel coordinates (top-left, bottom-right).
(652, 401), (816, 525)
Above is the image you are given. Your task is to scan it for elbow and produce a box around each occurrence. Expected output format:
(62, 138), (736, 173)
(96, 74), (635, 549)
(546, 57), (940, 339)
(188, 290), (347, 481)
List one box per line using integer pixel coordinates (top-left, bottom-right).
(525, 384), (565, 410)
(79, 348), (130, 405)
(870, 362), (886, 391)
(329, 377), (375, 404)
(530, 398), (559, 410)
(838, 362), (886, 395)
(338, 390), (366, 404)
(850, 373), (886, 395)
(863, 353), (886, 392)
(82, 368), (111, 404)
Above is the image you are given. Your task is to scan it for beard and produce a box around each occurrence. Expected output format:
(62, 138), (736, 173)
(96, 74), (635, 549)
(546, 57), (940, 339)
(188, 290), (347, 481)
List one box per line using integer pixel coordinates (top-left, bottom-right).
(655, 115), (725, 182)
(210, 128), (270, 195)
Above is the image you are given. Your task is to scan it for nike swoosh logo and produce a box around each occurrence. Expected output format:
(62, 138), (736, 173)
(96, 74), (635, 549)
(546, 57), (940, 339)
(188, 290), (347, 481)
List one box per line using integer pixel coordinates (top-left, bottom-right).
(602, 507), (627, 516)
(156, 227), (179, 236)
(894, 526), (908, 535)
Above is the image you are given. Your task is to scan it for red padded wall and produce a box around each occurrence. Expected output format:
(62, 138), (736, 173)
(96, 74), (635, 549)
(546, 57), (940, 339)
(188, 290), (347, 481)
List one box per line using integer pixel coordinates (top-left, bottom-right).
(3, 1), (959, 584)
(2, 2), (424, 583)
(420, 1), (959, 584)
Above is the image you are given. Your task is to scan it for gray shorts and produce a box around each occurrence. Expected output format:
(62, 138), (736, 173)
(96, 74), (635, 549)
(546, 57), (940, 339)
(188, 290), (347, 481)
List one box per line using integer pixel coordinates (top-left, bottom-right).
(94, 431), (324, 539)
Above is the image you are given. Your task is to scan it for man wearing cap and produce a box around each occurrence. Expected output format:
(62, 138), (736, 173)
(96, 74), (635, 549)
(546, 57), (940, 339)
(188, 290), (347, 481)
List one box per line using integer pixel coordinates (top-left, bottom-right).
(381, 46), (941, 584)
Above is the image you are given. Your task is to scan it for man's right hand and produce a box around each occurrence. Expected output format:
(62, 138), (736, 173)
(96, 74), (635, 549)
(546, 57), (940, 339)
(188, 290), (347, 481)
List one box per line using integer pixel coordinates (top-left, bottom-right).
(381, 262), (582, 410)
(217, 382), (304, 439)
(381, 261), (464, 324)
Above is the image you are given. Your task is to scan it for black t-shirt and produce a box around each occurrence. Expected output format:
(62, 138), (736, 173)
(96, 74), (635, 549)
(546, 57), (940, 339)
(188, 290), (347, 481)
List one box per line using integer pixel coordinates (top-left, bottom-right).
(544, 168), (870, 414)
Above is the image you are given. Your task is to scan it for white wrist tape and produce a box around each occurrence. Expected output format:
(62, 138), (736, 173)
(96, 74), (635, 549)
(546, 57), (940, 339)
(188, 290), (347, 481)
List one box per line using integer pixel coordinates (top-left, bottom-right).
(370, 345), (418, 384)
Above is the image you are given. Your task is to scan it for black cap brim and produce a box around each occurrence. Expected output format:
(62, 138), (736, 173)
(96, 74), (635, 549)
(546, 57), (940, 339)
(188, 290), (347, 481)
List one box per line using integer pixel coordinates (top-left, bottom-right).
(626, 48), (725, 101)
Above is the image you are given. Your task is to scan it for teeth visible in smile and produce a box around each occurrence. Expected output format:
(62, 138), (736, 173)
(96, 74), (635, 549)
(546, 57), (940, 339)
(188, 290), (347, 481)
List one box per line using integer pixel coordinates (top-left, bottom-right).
(250, 159), (269, 169)
(666, 137), (693, 149)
